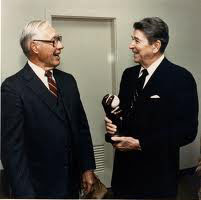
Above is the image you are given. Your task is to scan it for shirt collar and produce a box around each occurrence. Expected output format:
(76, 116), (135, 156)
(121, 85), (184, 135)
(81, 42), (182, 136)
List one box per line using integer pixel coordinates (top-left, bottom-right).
(140, 54), (164, 76)
(28, 60), (53, 77)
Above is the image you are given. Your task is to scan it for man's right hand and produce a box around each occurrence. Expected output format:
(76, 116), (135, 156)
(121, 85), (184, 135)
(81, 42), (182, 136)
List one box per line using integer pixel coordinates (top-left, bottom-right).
(104, 116), (117, 134)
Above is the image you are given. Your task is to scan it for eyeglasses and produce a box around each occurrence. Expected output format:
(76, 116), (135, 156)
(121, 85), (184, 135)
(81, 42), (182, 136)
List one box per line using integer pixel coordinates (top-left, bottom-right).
(33, 35), (62, 47)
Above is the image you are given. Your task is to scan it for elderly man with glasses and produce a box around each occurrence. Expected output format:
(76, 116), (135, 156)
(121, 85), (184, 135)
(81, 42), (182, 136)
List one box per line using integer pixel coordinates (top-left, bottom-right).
(1, 20), (96, 199)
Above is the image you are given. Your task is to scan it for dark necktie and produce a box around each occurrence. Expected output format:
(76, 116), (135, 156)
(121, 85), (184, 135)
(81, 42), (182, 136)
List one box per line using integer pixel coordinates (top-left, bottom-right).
(136, 69), (149, 96)
(45, 70), (58, 97)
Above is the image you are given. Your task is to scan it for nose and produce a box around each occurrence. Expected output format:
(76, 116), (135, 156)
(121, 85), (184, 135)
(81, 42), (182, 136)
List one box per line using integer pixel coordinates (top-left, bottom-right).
(57, 40), (64, 49)
(129, 40), (135, 50)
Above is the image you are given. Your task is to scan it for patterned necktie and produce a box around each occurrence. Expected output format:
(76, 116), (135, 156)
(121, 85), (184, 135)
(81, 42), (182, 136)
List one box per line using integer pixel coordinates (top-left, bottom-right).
(136, 69), (149, 96)
(45, 70), (58, 97)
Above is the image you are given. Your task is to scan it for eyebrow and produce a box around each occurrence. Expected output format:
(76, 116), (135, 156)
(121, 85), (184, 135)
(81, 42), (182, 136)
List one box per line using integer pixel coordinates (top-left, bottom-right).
(51, 34), (61, 40)
(131, 35), (140, 41)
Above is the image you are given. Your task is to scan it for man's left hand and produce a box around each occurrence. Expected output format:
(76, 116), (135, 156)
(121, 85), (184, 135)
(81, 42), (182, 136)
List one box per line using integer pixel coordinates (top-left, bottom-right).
(82, 170), (96, 194)
(111, 136), (141, 151)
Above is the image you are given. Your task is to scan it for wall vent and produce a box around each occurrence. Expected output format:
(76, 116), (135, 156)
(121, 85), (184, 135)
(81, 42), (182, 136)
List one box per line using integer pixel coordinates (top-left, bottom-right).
(93, 145), (104, 173)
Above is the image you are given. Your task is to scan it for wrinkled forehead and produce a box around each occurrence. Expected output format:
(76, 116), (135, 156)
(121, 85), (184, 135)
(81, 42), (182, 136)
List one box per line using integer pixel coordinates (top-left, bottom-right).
(37, 24), (58, 39)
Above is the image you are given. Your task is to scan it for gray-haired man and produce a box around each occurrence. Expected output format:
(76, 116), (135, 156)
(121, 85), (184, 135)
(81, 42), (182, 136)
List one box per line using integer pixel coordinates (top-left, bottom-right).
(1, 20), (96, 198)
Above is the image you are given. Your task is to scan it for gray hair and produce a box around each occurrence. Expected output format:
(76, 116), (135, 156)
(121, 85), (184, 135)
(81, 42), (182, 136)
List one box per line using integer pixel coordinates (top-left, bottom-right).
(133, 17), (169, 53)
(20, 20), (51, 58)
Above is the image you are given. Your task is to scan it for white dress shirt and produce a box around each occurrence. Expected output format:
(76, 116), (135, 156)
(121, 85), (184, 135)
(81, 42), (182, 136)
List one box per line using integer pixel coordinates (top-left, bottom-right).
(139, 54), (165, 88)
(28, 60), (54, 90)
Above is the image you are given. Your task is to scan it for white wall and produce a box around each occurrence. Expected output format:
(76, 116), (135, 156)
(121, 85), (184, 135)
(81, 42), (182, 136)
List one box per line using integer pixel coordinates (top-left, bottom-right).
(1, 0), (201, 169)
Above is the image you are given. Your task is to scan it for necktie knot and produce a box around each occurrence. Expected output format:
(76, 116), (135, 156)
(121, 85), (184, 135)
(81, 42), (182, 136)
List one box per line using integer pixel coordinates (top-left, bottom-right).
(45, 70), (52, 78)
(141, 69), (148, 77)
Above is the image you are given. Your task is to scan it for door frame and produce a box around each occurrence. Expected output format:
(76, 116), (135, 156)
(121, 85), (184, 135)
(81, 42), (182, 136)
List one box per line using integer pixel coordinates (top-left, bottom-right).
(45, 8), (118, 94)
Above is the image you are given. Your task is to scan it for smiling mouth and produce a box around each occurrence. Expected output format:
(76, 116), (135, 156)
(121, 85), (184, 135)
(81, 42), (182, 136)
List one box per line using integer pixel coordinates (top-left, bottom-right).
(53, 53), (60, 58)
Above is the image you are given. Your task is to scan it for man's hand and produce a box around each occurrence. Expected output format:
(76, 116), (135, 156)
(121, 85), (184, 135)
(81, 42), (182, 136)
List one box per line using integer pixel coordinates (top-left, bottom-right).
(82, 170), (96, 194)
(104, 116), (117, 134)
(111, 136), (141, 151)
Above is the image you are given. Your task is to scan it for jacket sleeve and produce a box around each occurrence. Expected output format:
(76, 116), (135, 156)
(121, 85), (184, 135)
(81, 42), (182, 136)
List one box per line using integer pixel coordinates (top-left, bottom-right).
(78, 99), (96, 172)
(1, 80), (36, 198)
(70, 76), (96, 173)
(169, 71), (199, 147)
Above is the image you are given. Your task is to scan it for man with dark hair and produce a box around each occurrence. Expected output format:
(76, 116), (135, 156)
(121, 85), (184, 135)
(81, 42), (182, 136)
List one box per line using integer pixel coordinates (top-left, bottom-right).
(1, 20), (96, 198)
(105, 17), (198, 199)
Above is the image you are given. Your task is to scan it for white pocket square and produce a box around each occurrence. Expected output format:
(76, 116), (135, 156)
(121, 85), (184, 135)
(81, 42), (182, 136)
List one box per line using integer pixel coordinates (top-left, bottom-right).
(150, 95), (160, 98)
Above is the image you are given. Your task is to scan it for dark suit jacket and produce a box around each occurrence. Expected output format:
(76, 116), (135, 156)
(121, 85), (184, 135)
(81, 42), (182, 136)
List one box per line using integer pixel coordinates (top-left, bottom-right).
(111, 58), (199, 198)
(1, 63), (96, 198)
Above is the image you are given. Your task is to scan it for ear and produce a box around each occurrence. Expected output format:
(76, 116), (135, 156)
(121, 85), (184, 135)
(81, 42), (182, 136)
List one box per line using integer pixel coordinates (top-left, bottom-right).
(152, 40), (161, 53)
(30, 41), (39, 54)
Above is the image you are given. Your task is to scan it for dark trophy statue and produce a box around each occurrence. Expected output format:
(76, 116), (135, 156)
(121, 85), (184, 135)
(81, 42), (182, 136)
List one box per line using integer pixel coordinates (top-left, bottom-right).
(102, 94), (124, 144)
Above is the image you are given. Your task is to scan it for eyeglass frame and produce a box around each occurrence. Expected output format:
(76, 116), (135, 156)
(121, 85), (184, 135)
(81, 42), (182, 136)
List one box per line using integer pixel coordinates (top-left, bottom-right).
(33, 35), (62, 47)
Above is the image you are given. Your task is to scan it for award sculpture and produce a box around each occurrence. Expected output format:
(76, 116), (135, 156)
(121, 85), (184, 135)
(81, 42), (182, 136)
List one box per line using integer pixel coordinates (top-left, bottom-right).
(102, 94), (124, 143)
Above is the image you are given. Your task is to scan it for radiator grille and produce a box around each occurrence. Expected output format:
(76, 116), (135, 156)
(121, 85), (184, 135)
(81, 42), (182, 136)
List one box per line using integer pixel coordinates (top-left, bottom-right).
(93, 145), (104, 173)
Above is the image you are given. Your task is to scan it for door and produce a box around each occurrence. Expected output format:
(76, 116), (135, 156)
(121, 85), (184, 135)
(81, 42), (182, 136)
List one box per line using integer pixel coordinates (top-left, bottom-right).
(52, 17), (115, 186)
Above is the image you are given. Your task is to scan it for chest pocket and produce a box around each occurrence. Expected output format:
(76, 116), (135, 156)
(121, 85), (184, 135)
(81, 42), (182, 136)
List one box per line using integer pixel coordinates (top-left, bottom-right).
(135, 97), (162, 123)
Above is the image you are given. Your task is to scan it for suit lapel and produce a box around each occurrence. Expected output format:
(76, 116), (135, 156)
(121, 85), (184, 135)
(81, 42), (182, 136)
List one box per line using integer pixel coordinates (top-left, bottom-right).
(142, 58), (168, 96)
(132, 66), (141, 83)
(53, 70), (72, 122)
(22, 63), (65, 121)
(128, 65), (141, 92)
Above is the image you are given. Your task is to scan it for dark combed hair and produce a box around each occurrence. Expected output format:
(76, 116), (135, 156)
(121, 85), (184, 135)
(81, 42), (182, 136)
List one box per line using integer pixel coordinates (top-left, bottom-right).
(133, 17), (169, 53)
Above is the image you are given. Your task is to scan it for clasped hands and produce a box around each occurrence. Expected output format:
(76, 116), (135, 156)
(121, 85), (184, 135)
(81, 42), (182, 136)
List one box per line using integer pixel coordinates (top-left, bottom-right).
(105, 117), (141, 151)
